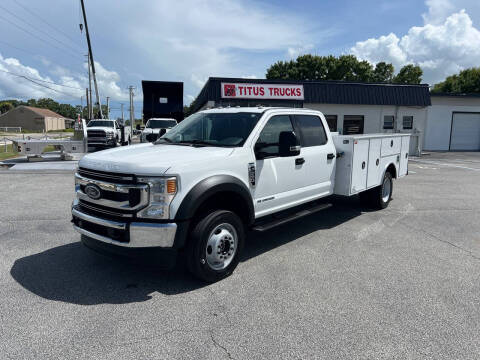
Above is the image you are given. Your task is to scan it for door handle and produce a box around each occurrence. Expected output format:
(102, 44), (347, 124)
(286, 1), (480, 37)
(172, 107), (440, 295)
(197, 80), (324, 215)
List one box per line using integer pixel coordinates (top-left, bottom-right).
(295, 158), (305, 165)
(327, 153), (335, 160)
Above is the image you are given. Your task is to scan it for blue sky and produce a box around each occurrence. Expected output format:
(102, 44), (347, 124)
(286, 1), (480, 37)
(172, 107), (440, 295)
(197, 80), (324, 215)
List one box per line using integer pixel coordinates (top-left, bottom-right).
(0, 0), (479, 119)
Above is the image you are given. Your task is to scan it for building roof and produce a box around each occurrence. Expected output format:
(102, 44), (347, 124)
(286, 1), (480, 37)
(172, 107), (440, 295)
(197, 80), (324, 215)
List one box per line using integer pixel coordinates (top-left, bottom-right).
(22, 106), (66, 118)
(190, 77), (432, 112)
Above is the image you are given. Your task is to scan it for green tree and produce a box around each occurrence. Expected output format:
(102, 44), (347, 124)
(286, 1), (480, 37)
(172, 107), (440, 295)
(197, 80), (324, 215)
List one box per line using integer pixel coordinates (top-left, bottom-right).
(393, 64), (423, 84)
(373, 62), (394, 82)
(432, 67), (480, 93)
(266, 55), (395, 82)
(0, 102), (14, 114)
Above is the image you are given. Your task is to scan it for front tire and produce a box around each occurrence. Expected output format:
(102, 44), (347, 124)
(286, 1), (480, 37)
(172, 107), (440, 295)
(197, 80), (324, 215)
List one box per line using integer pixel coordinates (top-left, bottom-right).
(186, 210), (245, 282)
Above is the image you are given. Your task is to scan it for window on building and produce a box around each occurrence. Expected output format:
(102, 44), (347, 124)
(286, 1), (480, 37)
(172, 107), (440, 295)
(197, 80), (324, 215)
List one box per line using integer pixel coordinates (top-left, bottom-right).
(383, 115), (394, 130)
(325, 115), (337, 132)
(343, 115), (364, 134)
(293, 115), (327, 146)
(255, 115), (295, 158)
(403, 116), (413, 129)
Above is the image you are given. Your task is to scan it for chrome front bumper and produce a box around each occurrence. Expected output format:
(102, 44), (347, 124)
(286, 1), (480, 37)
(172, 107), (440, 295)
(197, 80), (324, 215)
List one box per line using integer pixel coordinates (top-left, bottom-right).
(72, 207), (177, 248)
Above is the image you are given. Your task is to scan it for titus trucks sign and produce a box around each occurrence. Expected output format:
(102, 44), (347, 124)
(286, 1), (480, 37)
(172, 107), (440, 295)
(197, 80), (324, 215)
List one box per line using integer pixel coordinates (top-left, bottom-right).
(221, 82), (304, 100)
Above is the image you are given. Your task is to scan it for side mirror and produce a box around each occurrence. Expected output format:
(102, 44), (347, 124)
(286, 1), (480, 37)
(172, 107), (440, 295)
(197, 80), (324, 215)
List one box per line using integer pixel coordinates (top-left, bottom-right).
(279, 131), (300, 157)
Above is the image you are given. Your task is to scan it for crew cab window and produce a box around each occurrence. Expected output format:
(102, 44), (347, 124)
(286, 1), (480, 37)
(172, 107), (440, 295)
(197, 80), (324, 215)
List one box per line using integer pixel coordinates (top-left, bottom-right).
(294, 115), (327, 146)
(255, 115), (294, 157)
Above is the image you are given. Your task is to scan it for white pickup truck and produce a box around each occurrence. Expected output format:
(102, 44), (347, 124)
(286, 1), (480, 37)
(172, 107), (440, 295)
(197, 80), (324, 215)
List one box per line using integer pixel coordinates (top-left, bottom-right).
(72, 107), (410, 282)
(140, 118), (178, 143)
(86, 119), (132, 148)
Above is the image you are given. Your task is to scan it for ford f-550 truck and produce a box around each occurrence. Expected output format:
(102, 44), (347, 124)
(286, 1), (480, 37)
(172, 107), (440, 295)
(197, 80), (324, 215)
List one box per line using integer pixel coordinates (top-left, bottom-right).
(72, 108), (410, 282)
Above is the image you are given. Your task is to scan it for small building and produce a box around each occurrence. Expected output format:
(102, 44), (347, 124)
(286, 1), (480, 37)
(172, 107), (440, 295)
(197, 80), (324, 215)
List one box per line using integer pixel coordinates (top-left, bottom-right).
(190, 77), (431, 154)
(0, 106), (72, 131)
(424, 94), (480, 151)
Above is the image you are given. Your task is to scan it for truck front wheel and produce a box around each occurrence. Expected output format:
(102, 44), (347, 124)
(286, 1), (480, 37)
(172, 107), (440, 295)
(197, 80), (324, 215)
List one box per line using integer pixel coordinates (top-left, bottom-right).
(186, 210), (245, 282)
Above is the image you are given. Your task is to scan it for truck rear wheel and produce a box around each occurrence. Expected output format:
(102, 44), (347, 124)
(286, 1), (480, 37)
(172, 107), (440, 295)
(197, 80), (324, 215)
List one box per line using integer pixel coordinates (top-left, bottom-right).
(186, 210), (245, 282)
(361, 171), (393, 209)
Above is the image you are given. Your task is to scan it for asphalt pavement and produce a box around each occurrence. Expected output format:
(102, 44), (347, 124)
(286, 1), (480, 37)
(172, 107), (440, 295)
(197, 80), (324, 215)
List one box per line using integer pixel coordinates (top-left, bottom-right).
(0, 152), (479, 359)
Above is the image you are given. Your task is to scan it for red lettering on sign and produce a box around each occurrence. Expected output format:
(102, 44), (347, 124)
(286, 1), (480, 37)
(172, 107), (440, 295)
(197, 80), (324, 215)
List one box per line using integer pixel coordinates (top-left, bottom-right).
(296, 88), (301, 97)
(253, 87), (259, 96)
(260, 87), (265, 96)
(273, 88), (280, 96)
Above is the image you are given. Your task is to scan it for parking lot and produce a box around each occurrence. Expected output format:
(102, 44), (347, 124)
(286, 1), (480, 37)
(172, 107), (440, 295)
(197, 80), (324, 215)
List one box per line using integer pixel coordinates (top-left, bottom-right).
(0, 152), (479, 359)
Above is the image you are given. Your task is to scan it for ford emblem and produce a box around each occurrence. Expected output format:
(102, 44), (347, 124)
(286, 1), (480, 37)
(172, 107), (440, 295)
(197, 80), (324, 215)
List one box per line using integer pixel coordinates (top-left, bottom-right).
(85, 183), (101, 200)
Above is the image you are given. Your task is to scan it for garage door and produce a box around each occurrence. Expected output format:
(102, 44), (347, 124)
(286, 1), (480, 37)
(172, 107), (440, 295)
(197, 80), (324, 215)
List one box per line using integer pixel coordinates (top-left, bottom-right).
(450, 113), (480, 151)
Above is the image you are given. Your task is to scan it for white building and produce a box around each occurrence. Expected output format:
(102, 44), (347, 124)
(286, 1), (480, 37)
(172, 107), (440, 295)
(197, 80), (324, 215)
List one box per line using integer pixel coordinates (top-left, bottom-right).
(424, 94), (480, 151)
(190, 77), (480, 153)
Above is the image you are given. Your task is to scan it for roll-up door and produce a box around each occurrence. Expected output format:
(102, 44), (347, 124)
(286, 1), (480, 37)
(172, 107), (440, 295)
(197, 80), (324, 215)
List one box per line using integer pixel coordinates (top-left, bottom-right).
(450, 113), (480, 151)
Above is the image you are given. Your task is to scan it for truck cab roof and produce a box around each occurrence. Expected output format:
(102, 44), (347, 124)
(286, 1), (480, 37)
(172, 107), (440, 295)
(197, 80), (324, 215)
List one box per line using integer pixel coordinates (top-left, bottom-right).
(200, 107), (318, 114)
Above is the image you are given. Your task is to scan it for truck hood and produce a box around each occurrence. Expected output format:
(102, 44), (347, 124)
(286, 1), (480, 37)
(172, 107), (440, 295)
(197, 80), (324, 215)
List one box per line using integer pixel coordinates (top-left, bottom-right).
(79, 143), (234, 175)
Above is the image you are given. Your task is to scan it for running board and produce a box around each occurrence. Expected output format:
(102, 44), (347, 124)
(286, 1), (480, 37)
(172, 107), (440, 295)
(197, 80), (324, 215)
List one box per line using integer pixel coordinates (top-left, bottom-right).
(252, 203), (332, 232)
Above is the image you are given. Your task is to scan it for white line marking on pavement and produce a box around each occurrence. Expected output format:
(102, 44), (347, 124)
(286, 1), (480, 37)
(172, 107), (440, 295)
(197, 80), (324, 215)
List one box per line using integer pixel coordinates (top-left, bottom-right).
(410, 159), (480, 171)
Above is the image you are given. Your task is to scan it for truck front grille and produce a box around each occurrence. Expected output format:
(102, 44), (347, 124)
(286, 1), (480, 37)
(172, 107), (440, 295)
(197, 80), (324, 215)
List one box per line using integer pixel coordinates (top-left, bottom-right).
(146, 133), (159, 142)
(87, 130), (106, 138)
(75, 169), (149, 221)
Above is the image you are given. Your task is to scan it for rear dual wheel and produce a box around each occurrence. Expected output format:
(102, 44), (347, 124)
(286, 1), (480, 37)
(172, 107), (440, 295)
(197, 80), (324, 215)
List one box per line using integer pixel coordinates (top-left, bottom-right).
(360, 171), (393, 209)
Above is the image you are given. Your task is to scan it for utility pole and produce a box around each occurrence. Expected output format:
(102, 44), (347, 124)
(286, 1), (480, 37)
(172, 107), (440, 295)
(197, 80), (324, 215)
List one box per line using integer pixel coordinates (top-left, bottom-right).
(86, 54), (93, 120)
(106, 97), (110, 119)
(129, 86), (135, 135)
(80, 0), (103, 119)
(85, 88), (89, 120)
(121, 103), (124, 122)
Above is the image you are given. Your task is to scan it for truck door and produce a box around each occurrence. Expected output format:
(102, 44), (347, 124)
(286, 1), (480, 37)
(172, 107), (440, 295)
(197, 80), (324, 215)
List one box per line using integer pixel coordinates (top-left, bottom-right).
(292, 114), (336, 197)
(252, 115), (305, 217)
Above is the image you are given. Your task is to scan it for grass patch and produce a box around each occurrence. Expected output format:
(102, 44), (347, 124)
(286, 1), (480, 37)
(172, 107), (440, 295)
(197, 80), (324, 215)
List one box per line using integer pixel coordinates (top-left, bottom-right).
(0, 144), (18, 161)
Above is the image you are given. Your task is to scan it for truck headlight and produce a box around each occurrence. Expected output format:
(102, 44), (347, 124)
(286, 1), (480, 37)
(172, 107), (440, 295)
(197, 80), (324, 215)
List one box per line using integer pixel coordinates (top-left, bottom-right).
(137, 177), (178, 219)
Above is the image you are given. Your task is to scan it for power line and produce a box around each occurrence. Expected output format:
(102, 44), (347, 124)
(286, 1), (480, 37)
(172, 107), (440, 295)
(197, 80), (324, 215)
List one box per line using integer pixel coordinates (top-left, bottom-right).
(11, 0), (84, 51)
(0, 13), (81, 61)
(0, 4), (82, 56)
(0, 40), (39, 56)
(0, 69), (85, 90)
(0, 70), (80, 98)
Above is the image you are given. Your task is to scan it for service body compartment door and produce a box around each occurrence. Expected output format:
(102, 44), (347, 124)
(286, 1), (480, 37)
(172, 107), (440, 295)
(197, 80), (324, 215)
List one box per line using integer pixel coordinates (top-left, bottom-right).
(399, 136), (410, 177)
(381, 137), (401, 157)
(351, 139), (369, 193)
(367, 138), (382, 188)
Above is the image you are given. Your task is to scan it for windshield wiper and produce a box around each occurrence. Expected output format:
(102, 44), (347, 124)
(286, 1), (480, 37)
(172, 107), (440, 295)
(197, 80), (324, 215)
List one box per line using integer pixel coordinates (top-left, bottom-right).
(176, 140), (216, 147)
(155, 137), (173, 144)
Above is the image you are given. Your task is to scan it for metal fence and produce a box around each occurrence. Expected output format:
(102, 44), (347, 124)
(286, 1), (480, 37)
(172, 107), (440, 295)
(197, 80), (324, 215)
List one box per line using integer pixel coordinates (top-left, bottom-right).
(0, 127), (22, 133)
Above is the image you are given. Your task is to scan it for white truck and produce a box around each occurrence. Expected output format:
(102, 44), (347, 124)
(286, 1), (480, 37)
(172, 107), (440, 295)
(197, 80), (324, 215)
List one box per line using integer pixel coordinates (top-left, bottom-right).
(140, 118), (178, 143)
(72, 107), (410, 282)
(86, 119), (132, 148)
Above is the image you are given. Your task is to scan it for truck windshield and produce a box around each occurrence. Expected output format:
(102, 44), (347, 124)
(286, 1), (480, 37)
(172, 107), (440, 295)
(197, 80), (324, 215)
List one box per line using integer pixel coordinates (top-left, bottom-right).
(87, 120), (114, 127)
(157, 112), (262, 147)
(146, 119), (177, 128)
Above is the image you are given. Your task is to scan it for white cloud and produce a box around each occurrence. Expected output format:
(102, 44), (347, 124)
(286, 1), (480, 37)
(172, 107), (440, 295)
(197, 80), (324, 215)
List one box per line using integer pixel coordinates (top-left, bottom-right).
(0, 53), (128, 102)
(351, 1), (480, 84)
(287, 44), (314, 59)
(423, 0), (455, 24)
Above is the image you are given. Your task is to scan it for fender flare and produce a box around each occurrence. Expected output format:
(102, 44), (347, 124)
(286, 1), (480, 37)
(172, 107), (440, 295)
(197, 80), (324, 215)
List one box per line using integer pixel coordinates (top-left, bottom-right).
(175, 175), (254, 225)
